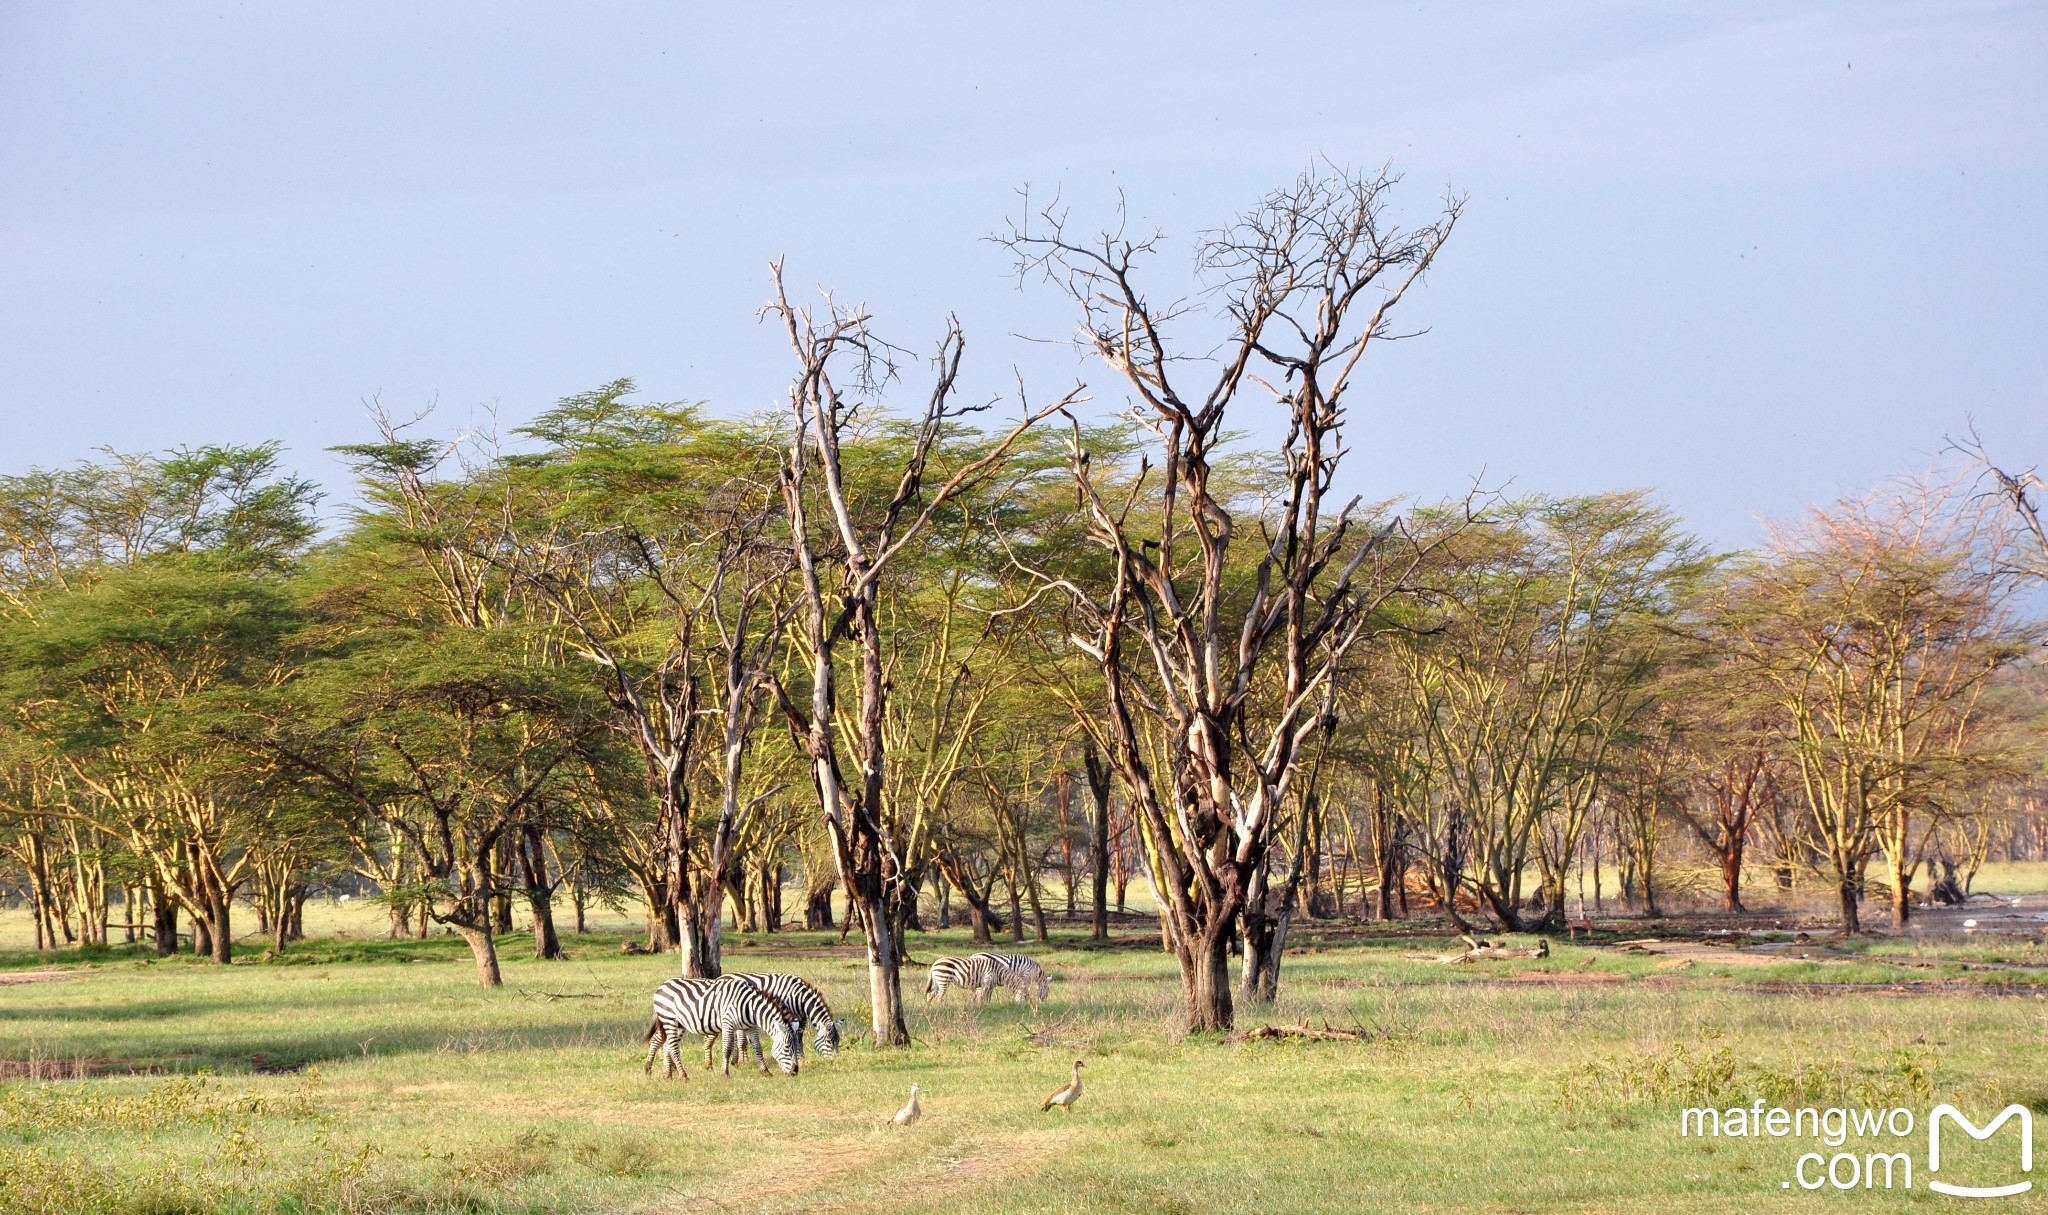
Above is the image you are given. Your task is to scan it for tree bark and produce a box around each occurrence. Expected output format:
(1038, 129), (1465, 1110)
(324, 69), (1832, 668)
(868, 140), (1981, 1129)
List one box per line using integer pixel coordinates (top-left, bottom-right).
(1185, 928), (1234, 1034)
(1241, 797), (1314, 1004)
(1085, 745), (1112, 942)
(854, 890), (909, 1044)
(803, 885), (834, 930)
(149, 881), (178, 957)
(518, 827), (563, 960)
(1888, 851), (1913, 929)
(208, 895), (233, 964)
(453, 921), (504, 988)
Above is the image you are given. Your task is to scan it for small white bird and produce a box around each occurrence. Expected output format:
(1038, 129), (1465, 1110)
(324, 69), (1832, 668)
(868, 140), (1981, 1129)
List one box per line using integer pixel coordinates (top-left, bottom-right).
(1041, 1059), (1085, 1114)
(893, 1083), (922, 1127)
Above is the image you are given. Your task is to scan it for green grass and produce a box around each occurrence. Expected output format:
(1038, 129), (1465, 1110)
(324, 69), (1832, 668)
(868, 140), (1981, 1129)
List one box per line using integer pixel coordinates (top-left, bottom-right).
(3, 915), (2048, 1213)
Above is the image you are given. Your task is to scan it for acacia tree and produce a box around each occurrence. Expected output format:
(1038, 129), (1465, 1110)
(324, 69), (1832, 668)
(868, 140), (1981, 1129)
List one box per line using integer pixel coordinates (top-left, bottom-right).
(1724, 483), (2028, 931)
(1662, 633), (1783, 915)
(0, 445), (317, 962)
(1004, 166), (1460, 1030)
(269, 432), (608, 985)
(1392, 494), (1693, 932)
(495, 386), (795, 975)
(766, 262), (1075, 1045)
(2, 566), (299, 963)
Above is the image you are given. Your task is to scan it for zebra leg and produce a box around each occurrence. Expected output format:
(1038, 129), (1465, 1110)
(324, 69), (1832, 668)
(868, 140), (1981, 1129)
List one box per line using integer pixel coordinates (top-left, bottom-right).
(663, 1027), (687, 1081)
(643, 1027), (661, 1075)
(703, 1032), (718, 1069)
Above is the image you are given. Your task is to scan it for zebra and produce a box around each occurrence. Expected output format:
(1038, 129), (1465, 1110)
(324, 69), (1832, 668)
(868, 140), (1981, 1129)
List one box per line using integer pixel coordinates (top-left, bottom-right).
(924, 951), (1050, 1005)
(642, 975), (803, 1079)
(724, 972), (846, 1059)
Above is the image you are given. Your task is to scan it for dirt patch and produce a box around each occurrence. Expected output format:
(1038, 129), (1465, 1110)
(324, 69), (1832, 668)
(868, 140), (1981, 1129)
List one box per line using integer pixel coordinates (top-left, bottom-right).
(0, 970), (78, 987)
(722, 1137), (874, 1203)
(890, 1127), (1063, 1205)
(1501, 970), (1628, 985)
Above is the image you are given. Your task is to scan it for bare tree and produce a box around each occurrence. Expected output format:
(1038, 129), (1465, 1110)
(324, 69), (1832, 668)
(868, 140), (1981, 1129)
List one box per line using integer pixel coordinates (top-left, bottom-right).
(765, 262), (1075, 1045)
(1002, 165), (1460, 1030)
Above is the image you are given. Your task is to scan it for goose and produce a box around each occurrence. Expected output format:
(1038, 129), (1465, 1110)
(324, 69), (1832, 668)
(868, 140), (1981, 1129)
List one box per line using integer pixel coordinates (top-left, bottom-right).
(893, 1083), (922, 1127)
(1041, 1059), (1085, 1114)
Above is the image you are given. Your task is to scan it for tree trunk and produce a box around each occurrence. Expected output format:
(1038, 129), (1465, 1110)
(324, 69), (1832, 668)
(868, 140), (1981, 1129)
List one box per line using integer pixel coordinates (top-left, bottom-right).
(208, 895), (233, 964)
(192, 911), (212, 958)
(1888, 852), (1913, 929)
(1241, 802), (1313, 1004)
(153, 888), (179, 957)
(518, 827), (563, 960)
(1837, 875), (1862, 935)
(453, 921), (504, 988)
(762, 862), (783, 933)
(803, 885), (834, 930)
(679, 907), (720, 979)
(1722, 843), (1746, 914)
(1084, 746), (1113, 942)
(1184, 928), (1234, 1033)
(854, 890), (909, 1046)
(1023, 855), (1048, 943)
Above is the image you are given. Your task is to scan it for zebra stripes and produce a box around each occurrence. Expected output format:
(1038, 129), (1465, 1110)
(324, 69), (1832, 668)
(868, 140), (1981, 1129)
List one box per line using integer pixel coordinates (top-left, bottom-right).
(642, 975), (803, 1079)
(725, 972), (846, 1057)
(923, 951), (1050, 1004)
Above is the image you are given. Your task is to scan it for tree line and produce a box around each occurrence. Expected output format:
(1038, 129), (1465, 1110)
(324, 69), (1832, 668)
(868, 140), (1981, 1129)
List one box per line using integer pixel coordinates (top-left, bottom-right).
(3, 167), (2044, 1037)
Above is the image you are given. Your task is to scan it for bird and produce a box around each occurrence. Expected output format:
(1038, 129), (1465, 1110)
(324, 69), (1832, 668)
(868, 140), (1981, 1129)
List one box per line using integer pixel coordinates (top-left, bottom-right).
(1041, 1059), (1085, 1114)
(893, 1083), (922, 1127)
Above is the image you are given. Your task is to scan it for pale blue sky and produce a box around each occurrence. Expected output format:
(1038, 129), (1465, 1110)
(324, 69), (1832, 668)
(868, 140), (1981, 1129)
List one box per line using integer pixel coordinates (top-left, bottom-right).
(2, 3), (2043, 545)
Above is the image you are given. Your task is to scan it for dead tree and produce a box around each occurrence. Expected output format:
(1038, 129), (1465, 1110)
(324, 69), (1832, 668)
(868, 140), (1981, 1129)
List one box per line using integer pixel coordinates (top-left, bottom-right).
(1004, 165), (1461, 1031)
(765, 262), (1076, 1045)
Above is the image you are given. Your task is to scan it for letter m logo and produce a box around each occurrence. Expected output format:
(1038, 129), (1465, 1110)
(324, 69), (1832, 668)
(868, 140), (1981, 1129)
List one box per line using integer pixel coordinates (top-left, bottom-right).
(1929, 1104), (2034, 1198)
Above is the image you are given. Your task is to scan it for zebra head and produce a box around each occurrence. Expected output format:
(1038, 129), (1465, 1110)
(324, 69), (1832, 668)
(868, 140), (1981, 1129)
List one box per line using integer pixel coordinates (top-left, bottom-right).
(1035, 970), (1051, 1001)
(815, 1016), (847, 1057)
(766, 1018), (803, 1075)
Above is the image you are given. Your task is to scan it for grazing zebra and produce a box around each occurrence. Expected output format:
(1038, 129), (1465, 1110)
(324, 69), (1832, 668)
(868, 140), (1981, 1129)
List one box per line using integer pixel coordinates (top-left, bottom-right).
(722, 972), (846, 1063)
(642, 975), (802, 1079)
(924, 952), (1050, 1005)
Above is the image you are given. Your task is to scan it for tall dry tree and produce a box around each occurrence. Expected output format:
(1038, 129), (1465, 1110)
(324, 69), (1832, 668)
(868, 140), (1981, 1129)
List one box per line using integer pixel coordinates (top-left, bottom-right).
(766, 262), (1076, 1045)
(1003, 166), (1460, 1030)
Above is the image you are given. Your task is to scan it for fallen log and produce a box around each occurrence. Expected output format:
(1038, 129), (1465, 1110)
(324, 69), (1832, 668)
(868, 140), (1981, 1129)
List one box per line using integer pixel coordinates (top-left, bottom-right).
(1416, 936), (1553, 964)
(1237, 1019), (1373, 1043)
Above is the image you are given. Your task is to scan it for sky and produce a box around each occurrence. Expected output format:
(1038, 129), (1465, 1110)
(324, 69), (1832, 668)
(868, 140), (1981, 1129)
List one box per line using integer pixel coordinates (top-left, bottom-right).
(1, 2), (2044, 548)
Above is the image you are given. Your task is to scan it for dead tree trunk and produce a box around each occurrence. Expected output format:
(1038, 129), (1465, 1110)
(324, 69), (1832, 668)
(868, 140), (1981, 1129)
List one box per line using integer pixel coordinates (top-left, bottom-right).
(768, 262), (1066, 1046)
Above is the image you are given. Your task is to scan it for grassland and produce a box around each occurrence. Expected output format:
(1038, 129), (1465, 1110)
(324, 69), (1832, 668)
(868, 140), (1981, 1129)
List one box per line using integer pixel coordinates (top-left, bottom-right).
(3, 898), (2048, 1214)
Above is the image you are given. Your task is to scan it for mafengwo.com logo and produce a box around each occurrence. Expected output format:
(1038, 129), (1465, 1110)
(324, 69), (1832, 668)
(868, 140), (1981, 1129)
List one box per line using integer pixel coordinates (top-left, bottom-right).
(1679, 1101), (2033, 1195)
